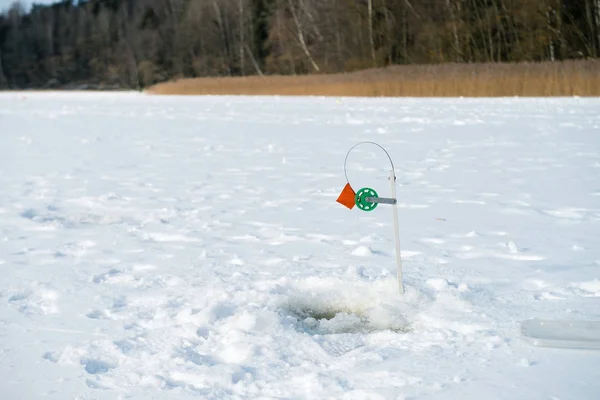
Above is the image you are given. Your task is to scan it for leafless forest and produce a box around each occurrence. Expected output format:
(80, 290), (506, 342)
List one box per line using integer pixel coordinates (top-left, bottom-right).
(1, 0), (599, 90)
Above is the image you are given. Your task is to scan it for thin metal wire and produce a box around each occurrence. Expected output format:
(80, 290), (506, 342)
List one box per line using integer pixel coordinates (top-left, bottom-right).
(343, 141), (395, 185)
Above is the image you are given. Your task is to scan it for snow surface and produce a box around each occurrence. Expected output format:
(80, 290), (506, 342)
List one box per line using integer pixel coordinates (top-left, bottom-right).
(1, 92), (600, 399)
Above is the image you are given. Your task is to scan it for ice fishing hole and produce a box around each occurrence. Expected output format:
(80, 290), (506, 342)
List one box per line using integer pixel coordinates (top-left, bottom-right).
(284, 304), (412, 335)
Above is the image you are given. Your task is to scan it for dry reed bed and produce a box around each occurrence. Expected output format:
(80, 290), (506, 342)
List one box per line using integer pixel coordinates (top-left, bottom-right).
(147, 60), (600, 97)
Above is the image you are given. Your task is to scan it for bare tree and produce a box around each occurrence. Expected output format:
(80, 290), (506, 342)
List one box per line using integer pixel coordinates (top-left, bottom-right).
(287, 0), (320, 72)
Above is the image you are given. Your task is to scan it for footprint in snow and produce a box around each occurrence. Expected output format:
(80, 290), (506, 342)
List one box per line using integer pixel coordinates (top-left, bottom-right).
(81, 358), (116, 375)
(8, 285), (58, 315)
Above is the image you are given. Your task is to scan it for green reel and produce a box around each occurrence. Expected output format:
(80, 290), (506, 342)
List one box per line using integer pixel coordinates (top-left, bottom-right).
(355, 187), (378, 211)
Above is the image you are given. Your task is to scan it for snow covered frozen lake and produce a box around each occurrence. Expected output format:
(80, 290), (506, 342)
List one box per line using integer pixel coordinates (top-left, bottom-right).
(1, 92), (600, 399)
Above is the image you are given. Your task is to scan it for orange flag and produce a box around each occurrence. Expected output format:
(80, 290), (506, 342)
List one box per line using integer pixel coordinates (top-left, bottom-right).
(336, 183), (356, 209)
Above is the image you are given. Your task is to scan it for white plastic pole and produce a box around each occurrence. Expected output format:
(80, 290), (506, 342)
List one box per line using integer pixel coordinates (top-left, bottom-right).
(390, 169), (404, 295)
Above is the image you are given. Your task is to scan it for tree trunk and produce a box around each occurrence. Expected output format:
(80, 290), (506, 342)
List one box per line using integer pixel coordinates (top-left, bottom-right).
(275, 0), (296, 74)
(368, 0), (376, 66)
(595, 0), (600, 56)
(586, 0), (597, 56)
(334, 1), (343, 70)
(383, 0), (393, 65)
(486, 7), (495, 61)
(447, 0), (462, 61)
(199, 30), (208, 75)
(46, 13), (56, 78)
(245, 43), (263, 75)
(472, 1), (489, 61)
(403, 3), (408, 62)
(491, 0), (505, 61)
(212, 0), (232, 75)
(0, 49), (7, 89)
(556, 0), (565, 59)
(128, 42), (140, 89)
(299, 0), (323, 42)
(239, 0), (245, 75)
(547, 7), (555, 61)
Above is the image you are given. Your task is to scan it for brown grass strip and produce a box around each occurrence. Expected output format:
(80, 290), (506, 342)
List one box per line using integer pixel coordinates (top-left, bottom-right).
(146, 60), (600, 97)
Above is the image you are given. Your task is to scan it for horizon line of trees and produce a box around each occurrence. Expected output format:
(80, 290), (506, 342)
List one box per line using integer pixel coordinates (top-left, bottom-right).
(0, 0), (599, 90)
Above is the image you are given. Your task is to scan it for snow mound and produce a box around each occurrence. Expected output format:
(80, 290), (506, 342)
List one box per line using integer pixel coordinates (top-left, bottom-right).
(280, 277), (423, 334)
(352, 245), (374, 256)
